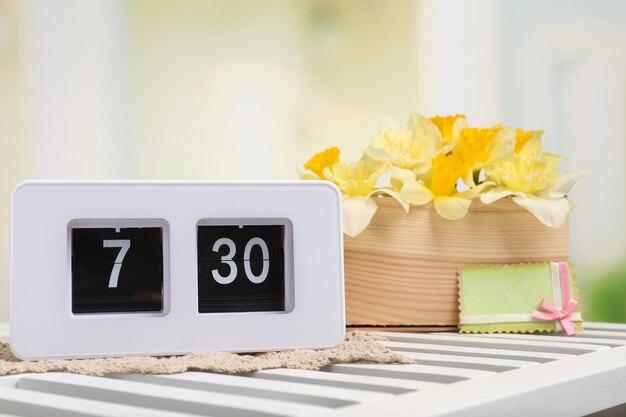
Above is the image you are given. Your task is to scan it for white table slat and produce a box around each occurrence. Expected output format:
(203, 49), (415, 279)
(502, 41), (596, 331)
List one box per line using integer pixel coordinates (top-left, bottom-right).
(569, 329), (626, 340)
(16, 373), (329, 417)
(465, 332), (626, 346)
(111, 372), (389, 406)
(252, 368), (442, 393)
(327, 363), (493, 383)
(397, 351), (538, 371)
(0, 376), (20, 388)
(0, 385), (196, 417)
(379, 332), (609, 353)
(382, 340), (572, 362)
(584, 321), (626, 331)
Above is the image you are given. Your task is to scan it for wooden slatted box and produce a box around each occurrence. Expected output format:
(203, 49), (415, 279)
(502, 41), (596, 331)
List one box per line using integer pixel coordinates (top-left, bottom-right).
(344, 197), (569, 328)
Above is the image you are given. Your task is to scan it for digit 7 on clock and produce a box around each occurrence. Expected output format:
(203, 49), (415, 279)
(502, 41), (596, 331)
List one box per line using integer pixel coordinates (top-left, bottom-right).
(71, 226), (164, 314)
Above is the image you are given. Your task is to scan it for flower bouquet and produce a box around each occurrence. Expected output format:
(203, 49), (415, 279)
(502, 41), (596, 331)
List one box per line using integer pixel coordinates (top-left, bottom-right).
(300, 114), (586, 328)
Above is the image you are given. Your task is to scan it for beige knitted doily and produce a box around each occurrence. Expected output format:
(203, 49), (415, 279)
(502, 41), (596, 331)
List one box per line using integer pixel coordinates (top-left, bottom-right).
(0, 332), (413, 377)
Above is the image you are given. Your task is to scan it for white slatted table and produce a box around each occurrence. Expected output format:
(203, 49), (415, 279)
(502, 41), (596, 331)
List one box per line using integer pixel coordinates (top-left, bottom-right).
(1, 322), (625, 417)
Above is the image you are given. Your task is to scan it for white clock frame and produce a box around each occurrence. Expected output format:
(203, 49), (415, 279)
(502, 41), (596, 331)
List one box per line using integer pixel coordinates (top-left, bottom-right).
(11, 181), (345, 360)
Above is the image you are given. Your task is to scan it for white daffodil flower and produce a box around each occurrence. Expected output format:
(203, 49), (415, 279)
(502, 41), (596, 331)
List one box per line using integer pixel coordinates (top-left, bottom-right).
(482, 146), (587, 228)
(324, 157), (408, 237)
(365, 114), (449, 175)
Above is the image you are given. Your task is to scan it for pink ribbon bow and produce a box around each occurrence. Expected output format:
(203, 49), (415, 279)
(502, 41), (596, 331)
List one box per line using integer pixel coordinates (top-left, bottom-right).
(532, 298), (579, 336)
(531, 262), (579, 336)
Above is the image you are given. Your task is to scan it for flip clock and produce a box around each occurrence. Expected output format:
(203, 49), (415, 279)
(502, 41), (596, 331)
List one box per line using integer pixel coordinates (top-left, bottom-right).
(11, 181), (345, 360)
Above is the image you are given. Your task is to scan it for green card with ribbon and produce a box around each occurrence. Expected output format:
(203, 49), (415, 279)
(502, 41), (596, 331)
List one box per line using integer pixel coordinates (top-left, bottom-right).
(458, 262), (583, 335)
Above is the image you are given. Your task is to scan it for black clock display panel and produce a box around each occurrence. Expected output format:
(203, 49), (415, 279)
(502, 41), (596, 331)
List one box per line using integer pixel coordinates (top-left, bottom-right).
(72, 227), (164, 314)
(197, 225), (285, 313)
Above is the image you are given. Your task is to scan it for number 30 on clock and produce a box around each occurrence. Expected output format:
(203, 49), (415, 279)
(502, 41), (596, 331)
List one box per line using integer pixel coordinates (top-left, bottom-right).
(197, 222), (287, 313)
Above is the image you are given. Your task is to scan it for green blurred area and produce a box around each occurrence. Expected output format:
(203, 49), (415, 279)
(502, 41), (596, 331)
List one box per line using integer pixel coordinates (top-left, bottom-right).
(582, 261), (626, 324)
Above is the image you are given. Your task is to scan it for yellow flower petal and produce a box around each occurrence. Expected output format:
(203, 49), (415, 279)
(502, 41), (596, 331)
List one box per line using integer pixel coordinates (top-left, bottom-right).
(390, 177), (403, 192)
(537, 170), (588, 199)
(430, 153), (464, 196)
(479, 186), (517, 204)
(371, 187), (410, 212)
(515, 129), (543, 154)
(408, 113), (443, 151)
(365, 147), (396, 162)
(342, 195), (379, 237)
(455, 126), (515, 186)
(461, 170), (476, 189)
(512, 195), (571, 228)
(455, 181), (491, 200)
(455, 127), (495, 168)
(390, 166), (416, 182)
(399, 179), (435, 206)
(366, 127), (431, 172)
(429, 114), (467, 146)
(303, 147), (340, 180)
(325, 158), (388, 196)
(488, 127), (517, 165)
(389, 166), (435, 206)
(433, 196), (472, 220)
(367, 114), (442, 174)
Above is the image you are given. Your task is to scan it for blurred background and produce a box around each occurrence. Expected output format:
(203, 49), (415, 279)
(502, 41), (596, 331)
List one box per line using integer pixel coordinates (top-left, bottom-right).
(0, 0), (624, 323)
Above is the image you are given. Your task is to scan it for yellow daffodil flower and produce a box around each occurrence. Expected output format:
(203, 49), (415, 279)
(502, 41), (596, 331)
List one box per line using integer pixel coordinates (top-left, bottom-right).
(366, 114), (448, 174)
(454, 126), (516, 186)
(324, 157), (408, 237)
(515, 129), (543, 153)
(481, 149), (587, 227)
(392, 153), (489, 220)
(430, 114), (468, 147)
(299, 147), (341, 180)
(325, 157), (387, 196)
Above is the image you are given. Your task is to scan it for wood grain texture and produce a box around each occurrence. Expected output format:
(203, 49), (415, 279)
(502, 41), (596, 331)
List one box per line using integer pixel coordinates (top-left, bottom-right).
(344, 197), (569, 326)
(347, 326), (458, 333)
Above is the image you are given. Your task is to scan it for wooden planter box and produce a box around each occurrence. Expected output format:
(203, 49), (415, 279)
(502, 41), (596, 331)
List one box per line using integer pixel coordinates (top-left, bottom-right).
(344, 197), (569, 329)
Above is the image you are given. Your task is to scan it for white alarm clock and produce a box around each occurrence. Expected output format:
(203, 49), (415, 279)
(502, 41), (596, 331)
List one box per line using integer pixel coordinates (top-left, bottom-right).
(11, 181), (345, 360)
